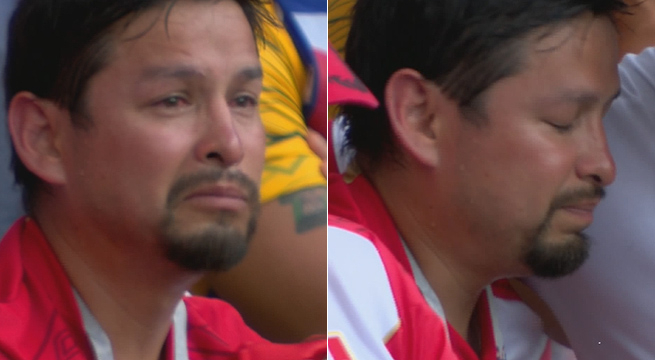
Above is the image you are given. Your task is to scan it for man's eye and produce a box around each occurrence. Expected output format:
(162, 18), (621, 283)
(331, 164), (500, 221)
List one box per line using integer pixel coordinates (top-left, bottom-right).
(232, 95), (258, 108)
(157, 96), (188, 108)
(549, 122), (574, 133)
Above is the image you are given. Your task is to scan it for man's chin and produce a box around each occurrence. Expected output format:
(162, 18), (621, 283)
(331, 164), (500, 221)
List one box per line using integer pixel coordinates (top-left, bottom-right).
(170, 216), (251, 238)
(525, 231), (590, 278)
(173, 207), (250, 228)
(159, 215), (257, 272)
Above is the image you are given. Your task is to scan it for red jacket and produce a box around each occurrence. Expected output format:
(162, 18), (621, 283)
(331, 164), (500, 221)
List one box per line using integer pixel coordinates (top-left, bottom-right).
(0, 218), (326, 360)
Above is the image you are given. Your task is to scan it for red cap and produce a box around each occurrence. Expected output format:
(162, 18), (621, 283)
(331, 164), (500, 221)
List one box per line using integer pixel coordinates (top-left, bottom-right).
(328, 45), (378, 108)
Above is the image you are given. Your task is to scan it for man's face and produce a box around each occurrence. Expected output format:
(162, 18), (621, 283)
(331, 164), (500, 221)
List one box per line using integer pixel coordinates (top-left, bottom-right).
(443, 14), (620, 278)
(59, 0), (264, 271)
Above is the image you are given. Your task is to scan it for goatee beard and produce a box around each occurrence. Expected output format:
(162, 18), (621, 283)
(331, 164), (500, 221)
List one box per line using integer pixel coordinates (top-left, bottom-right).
(160, 169), (260, 272)
(523, 186), (604, 278)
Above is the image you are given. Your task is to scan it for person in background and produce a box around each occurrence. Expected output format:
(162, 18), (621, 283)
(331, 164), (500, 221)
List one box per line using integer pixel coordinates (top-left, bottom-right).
(0, 0), (326, 358)
(327, 0), (624, 358)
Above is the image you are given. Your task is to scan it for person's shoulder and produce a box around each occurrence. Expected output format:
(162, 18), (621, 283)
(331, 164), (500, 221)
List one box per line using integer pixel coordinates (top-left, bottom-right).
(621, 47), (655, 71)
(617, 47), (655, 102)
(0, 219), (28, 303)
(183, 296), (328, 360)
(328, 218), (402, 340)
(328, 214), (373, 239)
(328, 218), (453, 360)
(183, 295), (253, 335)
(183, 295), (264, 357)
(328, 215), (401, 290)
(486, 281), (576, 360)
(328, 215), (426, 309)
(0, 218), (95, 359)
(0, 297), (91, 360)
(601, 47), (655, 162)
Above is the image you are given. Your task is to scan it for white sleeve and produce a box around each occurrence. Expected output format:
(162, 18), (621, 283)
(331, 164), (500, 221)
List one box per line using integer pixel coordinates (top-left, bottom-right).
(327, 225), (399, 360)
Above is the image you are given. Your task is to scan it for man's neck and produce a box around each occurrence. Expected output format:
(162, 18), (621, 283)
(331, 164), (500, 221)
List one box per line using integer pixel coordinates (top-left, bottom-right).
(34, 203), (200, 360)
(368, 165), (491, 342)
(396, 221), (482, 339)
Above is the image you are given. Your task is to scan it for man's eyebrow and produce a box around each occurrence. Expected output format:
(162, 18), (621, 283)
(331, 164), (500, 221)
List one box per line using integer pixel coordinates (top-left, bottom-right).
(570, 89), (621, 108)
(237, 66), (263, 81)
(139, 65), (205, 81)
(137, 65), (263, 82)
(543, 88), (621, 107)
(561, 91), (600, 105)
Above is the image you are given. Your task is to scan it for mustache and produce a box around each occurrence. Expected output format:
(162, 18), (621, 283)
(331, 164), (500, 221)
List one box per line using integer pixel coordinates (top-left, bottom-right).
(551, 185), (605, 210)
(166, 169), (259, 207)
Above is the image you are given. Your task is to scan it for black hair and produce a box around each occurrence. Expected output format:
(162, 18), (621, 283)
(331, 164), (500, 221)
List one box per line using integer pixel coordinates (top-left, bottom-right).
(342, 0), (627, 166)
(4, 0), (267, 213)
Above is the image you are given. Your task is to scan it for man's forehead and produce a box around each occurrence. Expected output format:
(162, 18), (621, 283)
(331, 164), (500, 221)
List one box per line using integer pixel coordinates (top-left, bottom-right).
(511, 17), (618, 93)
(110, 0), (250, 44)
(86, 0), (260, 91)
(135, 64), (263, 83)
(105, 1), (257, 62)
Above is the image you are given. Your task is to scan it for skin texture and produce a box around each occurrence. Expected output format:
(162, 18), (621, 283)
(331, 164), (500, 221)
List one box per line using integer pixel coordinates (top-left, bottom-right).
(59, 2), (265, 254)
(8, 1), (263, 359)
(366, 13), (620, 350)
(440, 17), (618, 279)
(616, 0), (655, 57)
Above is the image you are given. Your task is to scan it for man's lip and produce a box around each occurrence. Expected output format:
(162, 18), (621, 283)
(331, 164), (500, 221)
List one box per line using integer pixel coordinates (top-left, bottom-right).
(183, 183), (248, 202)
(559, 198), (602, 226)
(561, 198), (601, 212)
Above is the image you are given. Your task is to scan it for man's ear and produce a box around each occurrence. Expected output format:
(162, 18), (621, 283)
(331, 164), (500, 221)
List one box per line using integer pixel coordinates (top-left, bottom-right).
(384, 69), (455, 167)
(7, 92), (69, 185)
